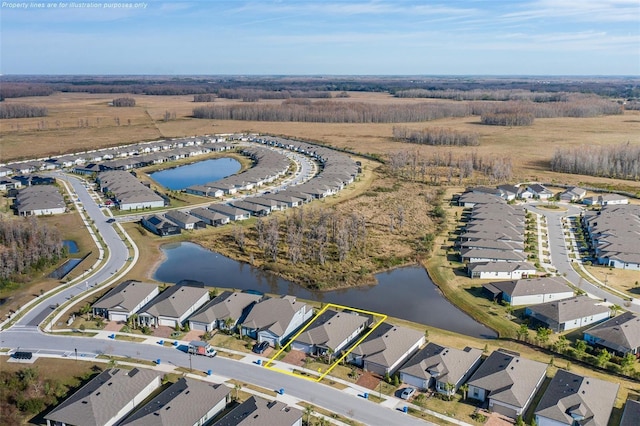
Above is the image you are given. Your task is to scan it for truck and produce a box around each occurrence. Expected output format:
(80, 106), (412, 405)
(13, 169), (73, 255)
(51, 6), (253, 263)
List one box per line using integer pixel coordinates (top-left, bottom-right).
(188, 340), (217, 357)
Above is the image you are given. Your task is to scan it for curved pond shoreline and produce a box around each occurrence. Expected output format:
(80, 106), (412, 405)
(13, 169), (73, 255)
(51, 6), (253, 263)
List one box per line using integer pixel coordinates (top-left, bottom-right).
(149, 157), (241, 190)
(153, 242), (497, 339)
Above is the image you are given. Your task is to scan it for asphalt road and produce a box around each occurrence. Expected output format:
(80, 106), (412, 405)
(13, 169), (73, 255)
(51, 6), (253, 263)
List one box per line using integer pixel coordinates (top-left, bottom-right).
(0, 328), (431, 426)
(16, 173), (132, 327)
(524, 203), (639, 313)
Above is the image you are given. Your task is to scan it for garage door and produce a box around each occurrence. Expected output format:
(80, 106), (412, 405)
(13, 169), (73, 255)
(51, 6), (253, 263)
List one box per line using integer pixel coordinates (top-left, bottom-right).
(110, 313), (128, 323)
(491, 401), (518, 419)
(291, 341), (311, 353)
(190, 322), (208, 332)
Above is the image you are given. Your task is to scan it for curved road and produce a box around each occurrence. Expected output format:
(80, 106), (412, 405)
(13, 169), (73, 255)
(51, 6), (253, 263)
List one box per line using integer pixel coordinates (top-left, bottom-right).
(524, 203), (639, 313)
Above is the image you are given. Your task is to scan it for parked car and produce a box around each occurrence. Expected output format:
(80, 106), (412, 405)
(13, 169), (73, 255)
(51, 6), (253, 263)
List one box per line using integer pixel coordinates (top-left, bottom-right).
(400, 387), (416, 400)
(13, 351), (33, 360)
(106, 218), (116, 223)
(252, 341), (270, 354)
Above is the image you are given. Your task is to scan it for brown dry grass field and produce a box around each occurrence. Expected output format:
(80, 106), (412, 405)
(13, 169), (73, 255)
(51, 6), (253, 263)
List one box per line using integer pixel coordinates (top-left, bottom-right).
(2, 92), (639, 191)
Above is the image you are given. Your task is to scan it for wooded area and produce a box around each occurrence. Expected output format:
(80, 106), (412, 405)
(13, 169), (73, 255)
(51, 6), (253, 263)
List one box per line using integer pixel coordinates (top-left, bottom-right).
(0, 104), (48, 119)
(193, 94), (217, 102)
(550, 143), (640, 180)
(192, 100), (472, 123)
(111, 97), (136, 107)
(0, 217), (64, 284)
(392, 126), (480, 146)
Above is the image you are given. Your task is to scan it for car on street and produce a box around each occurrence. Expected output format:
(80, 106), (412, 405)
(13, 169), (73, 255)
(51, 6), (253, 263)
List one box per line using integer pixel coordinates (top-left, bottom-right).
(106, 218), (116, 223)
(252, 341), (269, 354)
(13, 351), (33, 360)
(400, 387), (416, 400)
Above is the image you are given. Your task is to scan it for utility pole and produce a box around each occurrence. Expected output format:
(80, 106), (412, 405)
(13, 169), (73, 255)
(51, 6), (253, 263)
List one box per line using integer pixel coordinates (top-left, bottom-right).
(75, 348), (78, 362)
(189, 352), (192, 372)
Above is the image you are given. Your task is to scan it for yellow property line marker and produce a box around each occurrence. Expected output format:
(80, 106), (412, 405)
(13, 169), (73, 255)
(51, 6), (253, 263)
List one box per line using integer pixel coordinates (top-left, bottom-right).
(263, 303), (387, 382)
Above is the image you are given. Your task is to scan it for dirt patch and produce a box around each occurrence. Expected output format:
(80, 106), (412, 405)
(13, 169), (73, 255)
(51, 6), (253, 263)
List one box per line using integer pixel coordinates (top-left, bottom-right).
(281, 349), (306, 367)
(355, 370), (381, 390)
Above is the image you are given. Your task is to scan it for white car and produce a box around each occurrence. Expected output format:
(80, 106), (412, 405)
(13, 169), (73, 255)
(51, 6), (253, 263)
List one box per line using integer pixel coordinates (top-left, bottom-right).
(400, 387), (416, 400)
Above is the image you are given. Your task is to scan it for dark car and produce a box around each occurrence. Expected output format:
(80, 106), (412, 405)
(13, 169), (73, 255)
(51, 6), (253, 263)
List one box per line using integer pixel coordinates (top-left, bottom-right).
(13, 351), (33, 360)
(252, 341), (270, 354)
(106, 218), (116, 223)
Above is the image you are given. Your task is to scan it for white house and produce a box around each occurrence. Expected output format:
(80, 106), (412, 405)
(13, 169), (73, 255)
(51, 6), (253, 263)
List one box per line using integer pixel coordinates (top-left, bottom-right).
(468, 261), (537, 280)
(241, 296), (313, 346)
(526, 184), (554, 200)
(137, 284), (210, 328)
(483, 277), (574, 307)
(291, 309), (369, 356)
(92, 280), (159, 322)
(525, 296), (611, 332)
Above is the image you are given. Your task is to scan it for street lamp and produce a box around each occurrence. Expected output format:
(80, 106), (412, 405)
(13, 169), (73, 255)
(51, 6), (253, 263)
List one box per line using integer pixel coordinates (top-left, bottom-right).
(75, 348), (78, 362)
(189, 352), (192, 372)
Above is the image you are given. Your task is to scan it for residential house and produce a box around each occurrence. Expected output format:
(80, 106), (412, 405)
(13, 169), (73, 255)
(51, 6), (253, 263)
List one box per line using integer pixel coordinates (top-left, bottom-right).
(291, 309), (370, 356)
(212, 396), (302, 426)
(184, 185), (225, 198)
(482, 277), (574, 306)
(559, 187), (587, 202)
(189, 207), (230, 226)
(241, 296), (313, 346)
(583, 205), (640, 270)
(457, 192), (505, 208)
(460, 248), (528, 264)
(188, 291), (262, 333)
(467, 350), (547, 419)
(164, 210), (206, 230)
(207, 204), (251, 221)
(497, 184), (520, 201)
(468, 261), (537, 280)
(137, 283), (210, 328)
(598, 193), (629, 206)
(620, 399), (640, 426)
(399, 343), (483, 396)
(534, 369), (618, 426)
(44, 368), (161, 426)
(230, 200), (270, 217)
(527, 184), (554, 200)
(583, 311), (640, 357)
(141, 214), (181, 237)
(525, 296), (611, 332)
(92, 280), (159, 322)
(119, 378), (230, 426)
(348, 323), (425, 376)
(14, 185), (66, 216)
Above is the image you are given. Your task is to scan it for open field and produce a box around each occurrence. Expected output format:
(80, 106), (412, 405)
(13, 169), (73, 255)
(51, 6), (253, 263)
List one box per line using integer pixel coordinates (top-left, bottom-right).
(2, 92), (639, 192)
(585, 265), (640, 298)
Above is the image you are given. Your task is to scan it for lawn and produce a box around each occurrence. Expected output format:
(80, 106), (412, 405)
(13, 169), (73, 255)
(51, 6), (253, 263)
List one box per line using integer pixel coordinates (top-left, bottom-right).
(584, 265), (640, 299)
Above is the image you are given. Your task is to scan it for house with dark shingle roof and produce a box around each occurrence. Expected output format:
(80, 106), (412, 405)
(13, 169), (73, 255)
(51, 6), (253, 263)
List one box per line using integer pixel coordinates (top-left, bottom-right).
(119, 378), (230, 426)
(241, 296), (313, 346)
(482, 277), (574, 306)
(468, 261), (537, 280)
(348, 322), (425, 376)
(141, 214), (181, 237)
(188, 291), (262, 333)
(620, 399), (640, 426)
(291, 309), (370, 356)
(467, 349), (547, 419)
(44, 368), (161, 426)
(164, 210), (206, 230)
(527, 183), (554, 200)
(583, 311), (640, 357)
(92, 280), (159, 322)
(399, 343), (483, 396)
(212, 395), (302, 426)
(525, 296), (611, 332)
(137, 283), (210, 328)
(534, 369), (618, 426)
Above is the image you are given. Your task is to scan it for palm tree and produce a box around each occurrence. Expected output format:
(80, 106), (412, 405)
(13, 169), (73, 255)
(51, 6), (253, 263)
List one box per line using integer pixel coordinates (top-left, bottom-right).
(444, 382), (455, 401)
(610, 304), (621, 317)
(234, 383), (241, 401)
(304, 405), (315, 425)
(459, 383), (469, 400)
(224, 317), (235, 332)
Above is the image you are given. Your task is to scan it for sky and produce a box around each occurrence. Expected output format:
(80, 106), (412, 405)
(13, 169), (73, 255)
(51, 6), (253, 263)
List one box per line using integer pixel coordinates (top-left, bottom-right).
(1, 0), (639, 75)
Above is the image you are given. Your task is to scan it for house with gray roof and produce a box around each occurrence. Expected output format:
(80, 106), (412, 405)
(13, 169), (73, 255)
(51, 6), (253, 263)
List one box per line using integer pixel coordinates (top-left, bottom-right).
(559, 186), (587, 202)
(141, 214), (181, 237)
(598, 193), (629, 206)
(164, 210), (206, 230)
(291, 309), (370, 356)
(525, 295), (611, 332)
(207, 204), (250, 221)
(137, 283), (210, 328)
(188, 291), (262, 333)
(92, 280), (159, 322)
(620, 399), (640, 426)
(212, 395), (302, 426)
(119, 378), (230, 426)
(189, 207), (230, 226)
(230, 200), (270, 217)
(583, 311), (640, 357)
(184, 184), (224, 198)
(583, 205), (640, 271)
(468, 261), (537, 280)
(14, 185), (66, 216)
(483, 277), (574, 307)
(534, 369), (618, 426)
(348, 322), (425, 376)
(241, 296), (313, 346)
(399, 343), (483, 396)
(44, 368), (161, 426)
(461, 248), (528, 264)
(467, 349), (547, 419)
(527, 183), (554, 200)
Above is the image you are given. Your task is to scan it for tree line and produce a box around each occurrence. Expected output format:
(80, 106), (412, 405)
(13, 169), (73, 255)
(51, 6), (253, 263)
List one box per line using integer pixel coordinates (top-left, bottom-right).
(216, 89), (332, 102)
(111, 97), (136, 107)
(480, 109), (535, 126)
(550, 142), (640, 180)
(0, 104), (48, 119)
(395, 89), (569, 102)
(193, 100), (472, 123)
(392, 126), (480, 146)
(388, 150), (513, 183)
(0, 217), (64, 284)
(193, 94), (217, 102)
